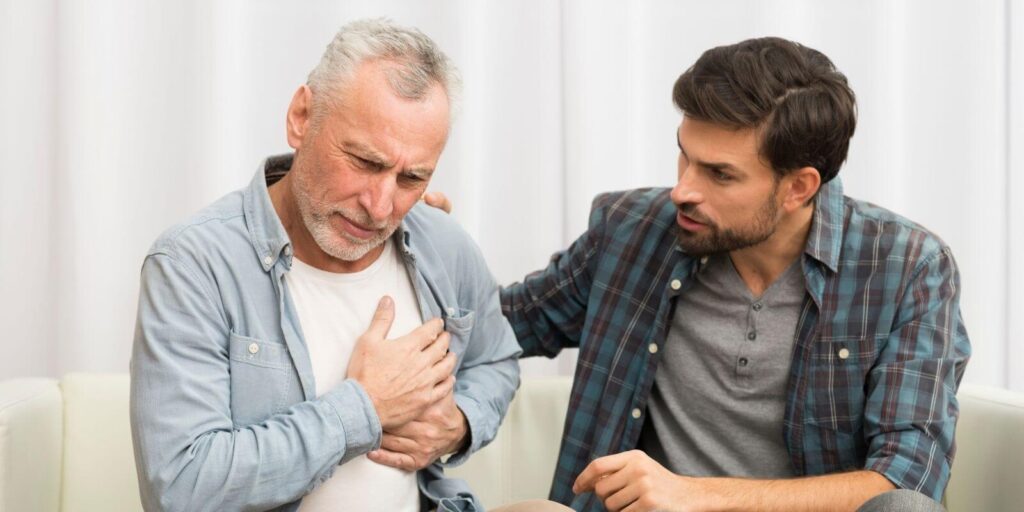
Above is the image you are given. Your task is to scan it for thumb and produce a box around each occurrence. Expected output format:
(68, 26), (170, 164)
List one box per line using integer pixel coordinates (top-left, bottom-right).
(365, 295), (395, 341)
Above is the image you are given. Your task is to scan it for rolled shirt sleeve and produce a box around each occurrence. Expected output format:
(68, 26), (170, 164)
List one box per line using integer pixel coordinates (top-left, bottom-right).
(862, 247), (971, 501)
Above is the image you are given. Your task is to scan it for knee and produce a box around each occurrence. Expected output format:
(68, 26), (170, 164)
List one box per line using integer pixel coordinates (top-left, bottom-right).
(857, 489), (945, 512)
(490, 499), (574, 512)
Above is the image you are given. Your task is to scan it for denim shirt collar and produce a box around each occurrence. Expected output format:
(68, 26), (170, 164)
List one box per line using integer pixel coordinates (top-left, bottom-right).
(243, 154), (295, 272)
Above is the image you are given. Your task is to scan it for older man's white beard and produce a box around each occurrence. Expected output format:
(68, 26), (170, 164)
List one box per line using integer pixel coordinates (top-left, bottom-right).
(304, 209), (398, 262)
(292, 173), (398, 262)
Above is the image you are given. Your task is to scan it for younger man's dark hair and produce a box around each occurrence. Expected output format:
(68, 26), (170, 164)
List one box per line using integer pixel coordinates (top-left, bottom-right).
(673, 37), (856, 184)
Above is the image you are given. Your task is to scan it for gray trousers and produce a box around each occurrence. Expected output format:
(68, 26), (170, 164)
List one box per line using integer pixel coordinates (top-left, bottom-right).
(857, 489), (947, 512)
(493, 490), (945, 511)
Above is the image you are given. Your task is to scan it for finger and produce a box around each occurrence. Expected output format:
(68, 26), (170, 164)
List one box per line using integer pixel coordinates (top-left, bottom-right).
(422, 191), (452, 214)
(366, 449), (417, 471)
(430, 375), (456, 403)
(429, 351), (457, 383)
(409, 318), (445, 349)
(423, 331), (451, 360)
(617, 488), (649, 512)
(596, 472), (635, 511)
(364, 296), (395, 341)
(380, 433), (419, 454)
(573, 452), (632, 493)
(593, 468), (630, 500)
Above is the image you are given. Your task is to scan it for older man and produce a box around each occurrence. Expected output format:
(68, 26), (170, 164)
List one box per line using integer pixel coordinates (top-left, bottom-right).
(130, 19), (520, 512)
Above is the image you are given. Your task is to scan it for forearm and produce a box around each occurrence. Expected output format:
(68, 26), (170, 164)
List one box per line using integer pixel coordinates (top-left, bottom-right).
(700, 470), (895, 512)
(132, 380), (380, 511)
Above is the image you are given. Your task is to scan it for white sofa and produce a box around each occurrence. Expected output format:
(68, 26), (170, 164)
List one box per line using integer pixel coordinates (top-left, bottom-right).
(0, 375), (1020, 511)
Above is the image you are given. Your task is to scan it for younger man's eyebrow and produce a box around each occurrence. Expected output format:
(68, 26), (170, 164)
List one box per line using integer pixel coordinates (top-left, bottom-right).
(676, 133), (743, 174)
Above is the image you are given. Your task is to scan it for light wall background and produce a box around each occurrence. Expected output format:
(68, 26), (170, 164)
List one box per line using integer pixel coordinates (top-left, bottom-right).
(1, 0), (1021, 391)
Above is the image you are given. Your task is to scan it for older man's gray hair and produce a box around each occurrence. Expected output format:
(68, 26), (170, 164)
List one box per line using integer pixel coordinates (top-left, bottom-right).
(307, 18), (462, 121)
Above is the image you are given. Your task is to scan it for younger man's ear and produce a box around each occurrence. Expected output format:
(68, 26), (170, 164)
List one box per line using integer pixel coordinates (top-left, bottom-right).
(782, 167), (822, 210)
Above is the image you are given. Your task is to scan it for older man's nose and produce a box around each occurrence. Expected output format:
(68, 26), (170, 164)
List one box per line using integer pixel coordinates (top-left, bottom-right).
(361, 176), (396, 223)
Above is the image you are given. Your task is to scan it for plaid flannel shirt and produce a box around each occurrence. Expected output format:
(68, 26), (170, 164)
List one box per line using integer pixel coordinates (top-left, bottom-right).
(500, 178), (970, 509)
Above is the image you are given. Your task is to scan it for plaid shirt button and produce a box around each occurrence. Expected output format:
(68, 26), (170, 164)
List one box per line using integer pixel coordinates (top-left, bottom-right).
(631, 408), (642, 419)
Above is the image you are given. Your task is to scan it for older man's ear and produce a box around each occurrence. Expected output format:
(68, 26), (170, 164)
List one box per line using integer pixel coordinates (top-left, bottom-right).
(422, 191), (452, 214)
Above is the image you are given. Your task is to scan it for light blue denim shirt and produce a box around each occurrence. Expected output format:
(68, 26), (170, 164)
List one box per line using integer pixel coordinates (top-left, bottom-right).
(130, 154), (521, 512)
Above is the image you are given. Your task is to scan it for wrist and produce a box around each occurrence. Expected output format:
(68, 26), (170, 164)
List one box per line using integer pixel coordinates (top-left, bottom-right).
(690, 476), (733, 512)
(448, 406), (470, 454)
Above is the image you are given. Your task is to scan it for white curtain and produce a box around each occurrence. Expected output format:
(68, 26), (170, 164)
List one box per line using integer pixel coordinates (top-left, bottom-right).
(1, 0), (1020, 391)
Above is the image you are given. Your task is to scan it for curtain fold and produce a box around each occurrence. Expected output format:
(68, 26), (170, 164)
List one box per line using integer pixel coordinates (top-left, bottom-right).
(0, 0), (1017, 390)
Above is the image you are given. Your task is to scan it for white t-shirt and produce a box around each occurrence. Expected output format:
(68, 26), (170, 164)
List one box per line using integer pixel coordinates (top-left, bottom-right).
(289, 240), (422, 512)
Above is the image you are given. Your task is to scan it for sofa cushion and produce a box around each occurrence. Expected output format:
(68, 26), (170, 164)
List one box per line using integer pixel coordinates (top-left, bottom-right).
(448, 377), (572, 508)
(61, 373), (142, 512)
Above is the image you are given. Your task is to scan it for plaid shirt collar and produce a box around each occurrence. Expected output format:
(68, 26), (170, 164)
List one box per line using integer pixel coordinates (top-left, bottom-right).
(805, 177), (844, 273)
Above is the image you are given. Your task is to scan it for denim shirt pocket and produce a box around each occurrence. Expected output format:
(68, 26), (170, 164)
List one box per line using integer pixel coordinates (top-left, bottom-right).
(442, 308), (475, 369)
(227, 331), (294, 426)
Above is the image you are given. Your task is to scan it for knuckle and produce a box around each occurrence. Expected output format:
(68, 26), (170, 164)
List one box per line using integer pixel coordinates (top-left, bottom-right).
(639, 476), (654, 492)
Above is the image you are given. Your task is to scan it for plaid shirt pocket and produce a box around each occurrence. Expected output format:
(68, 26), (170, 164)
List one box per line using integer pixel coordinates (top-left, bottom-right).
(806, 336), (882, 432)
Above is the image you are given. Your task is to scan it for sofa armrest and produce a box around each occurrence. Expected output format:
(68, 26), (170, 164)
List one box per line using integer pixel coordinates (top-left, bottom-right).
(0, 378), (63, 512)
(945, 383), (1024, 511)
